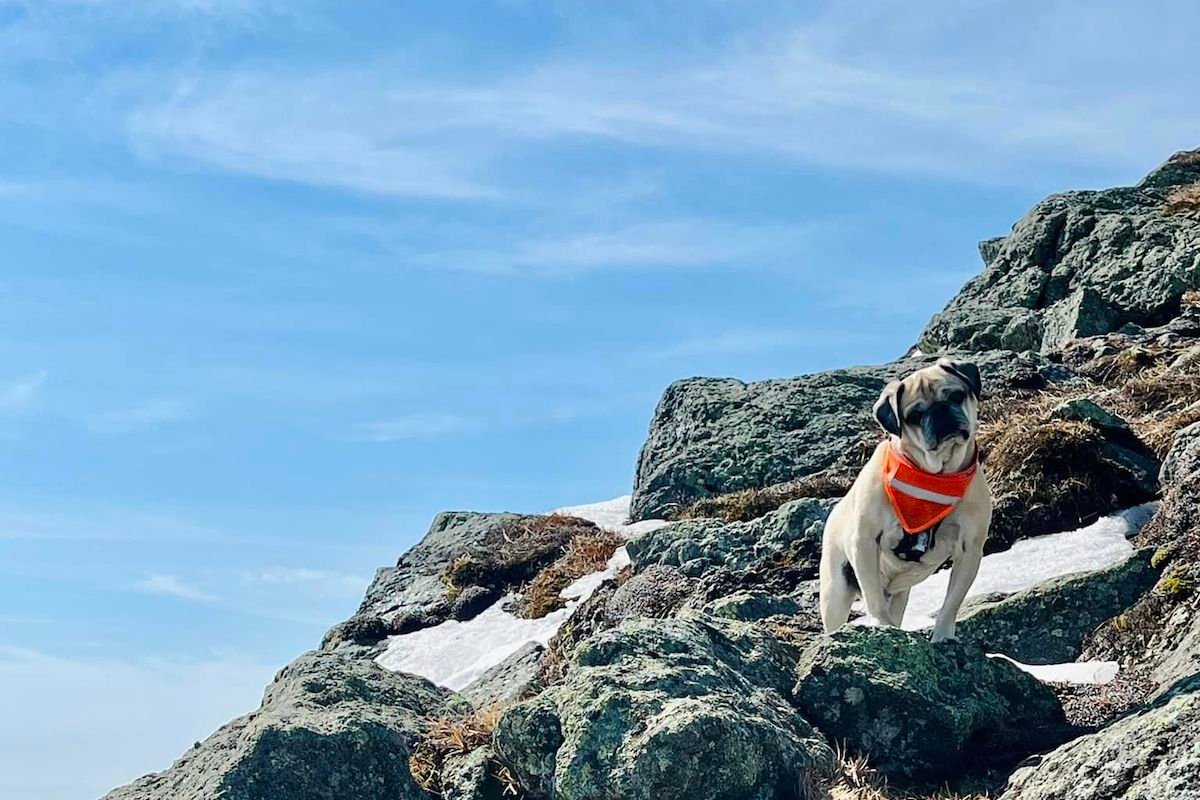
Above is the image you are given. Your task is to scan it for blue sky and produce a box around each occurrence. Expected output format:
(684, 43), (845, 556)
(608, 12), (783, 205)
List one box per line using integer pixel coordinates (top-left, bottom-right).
(2, 1), (1198, 797)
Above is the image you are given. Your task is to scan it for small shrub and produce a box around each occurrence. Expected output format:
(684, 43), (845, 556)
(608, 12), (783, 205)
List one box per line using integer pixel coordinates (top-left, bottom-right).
(1157, 573), (1194, 599)
(515, 530), (623, 619)
(410, 705), (506, 796)
(1165, 184), (1200, 216)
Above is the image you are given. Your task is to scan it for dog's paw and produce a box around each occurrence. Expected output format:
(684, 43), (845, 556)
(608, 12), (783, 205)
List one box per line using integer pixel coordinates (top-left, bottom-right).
(930, 630), (957, 643)
(855, 615), (890, 628)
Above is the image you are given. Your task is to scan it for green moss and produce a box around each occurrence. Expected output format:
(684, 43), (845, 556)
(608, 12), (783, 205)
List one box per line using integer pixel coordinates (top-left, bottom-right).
(1158, 574), (1195, 598)
(1151, 546), (1174, 569)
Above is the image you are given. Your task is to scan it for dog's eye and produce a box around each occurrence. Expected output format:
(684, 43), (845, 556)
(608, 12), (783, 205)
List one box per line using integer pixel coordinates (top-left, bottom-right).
(948, 390), (966, 404)
(904, 409), (923, 425)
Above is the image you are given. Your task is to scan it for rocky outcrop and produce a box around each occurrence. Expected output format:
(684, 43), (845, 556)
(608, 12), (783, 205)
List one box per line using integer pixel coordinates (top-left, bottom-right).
(1001, 674), (1200, 800)
(793, 628), (1067, 783)
(460, 642), (544, 709)
(953, 549), (1161, 663)
(629, 351), (1070, 520)
(921, 150), (1200, 355)
(626, 497), (835, 578)
(104, 650), (464, 800)
(982, 399), (1160, 551)
(357, 511), (523, 631)
(356, 511), (602, 635)
(493, 615), (833, 800)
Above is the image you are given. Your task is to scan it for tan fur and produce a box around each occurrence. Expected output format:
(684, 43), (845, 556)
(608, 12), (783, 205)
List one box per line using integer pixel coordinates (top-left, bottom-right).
(818, 359), (993, 642)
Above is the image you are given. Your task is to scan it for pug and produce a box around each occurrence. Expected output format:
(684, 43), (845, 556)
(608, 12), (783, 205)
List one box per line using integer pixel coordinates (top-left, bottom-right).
(818, 358), (992, 642)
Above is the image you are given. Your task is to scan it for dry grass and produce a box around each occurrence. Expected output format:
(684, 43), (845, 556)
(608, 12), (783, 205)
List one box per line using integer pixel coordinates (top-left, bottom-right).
(1165, 184), (1200, 216)
(441, 513), (599, 597)
(669, 469), (858, 523)
(514, 529), (624, 619)
(819, 748), (991, 800)
(410, 705), (520, 797)
(1107, 363), (1200, 456)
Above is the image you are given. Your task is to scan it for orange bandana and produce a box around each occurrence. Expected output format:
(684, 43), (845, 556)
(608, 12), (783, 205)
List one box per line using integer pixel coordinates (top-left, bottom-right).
(882, 442), (978, 534)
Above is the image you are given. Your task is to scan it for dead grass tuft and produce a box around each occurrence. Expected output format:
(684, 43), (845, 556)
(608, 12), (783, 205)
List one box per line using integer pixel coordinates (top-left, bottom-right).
(1165, 184), (1200, 216)
(670, 469), (857, 523)
(1168, 149), (1200, 168)
(441, 513), (599, 599)
(819, 747), (992, 800)
(410, 705), (510, 796)
(514, 529), (624, 619)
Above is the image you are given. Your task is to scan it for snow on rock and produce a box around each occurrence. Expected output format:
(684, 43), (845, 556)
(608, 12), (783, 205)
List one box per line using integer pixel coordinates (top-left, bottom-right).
(991, 655), (1120, 685)
(376, 496), (664, 690)
(898, 503), (1157, 631)
(554, 495), (671, 538)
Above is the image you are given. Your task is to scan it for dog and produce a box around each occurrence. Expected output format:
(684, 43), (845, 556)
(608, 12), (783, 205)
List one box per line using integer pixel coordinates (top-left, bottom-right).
(818, 358), (992, 642)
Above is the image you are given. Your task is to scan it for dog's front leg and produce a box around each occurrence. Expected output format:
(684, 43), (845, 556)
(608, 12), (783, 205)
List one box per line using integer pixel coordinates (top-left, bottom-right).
(847, 531), (895, 627)
(931, 544), (982, 642)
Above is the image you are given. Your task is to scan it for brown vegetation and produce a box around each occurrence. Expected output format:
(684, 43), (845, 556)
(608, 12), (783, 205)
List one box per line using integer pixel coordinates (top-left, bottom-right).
(409, 705), (519, 797)
(1165, 184), (1200, 216)
(816, 748), (991, 800)
(668, 469), (858, 523)
(514, 529), (624, 619)
(441, 513), (600, 599)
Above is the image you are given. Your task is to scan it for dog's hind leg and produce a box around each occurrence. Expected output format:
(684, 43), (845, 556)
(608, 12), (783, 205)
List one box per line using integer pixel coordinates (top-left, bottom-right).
(819, 545), (857, 633)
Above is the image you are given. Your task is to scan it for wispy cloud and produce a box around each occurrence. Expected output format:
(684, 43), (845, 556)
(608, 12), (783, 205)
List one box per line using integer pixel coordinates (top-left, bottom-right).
(627, 327), (877, 365)
(0, 371), (47, 413)
(349, 412), (480, 442)
(134, 573), (219, 603)
(85, 397), (195, 436)
(123, 3), (1200, 200)
(242, 567), (366, 597)
(342, 218), (809, 277)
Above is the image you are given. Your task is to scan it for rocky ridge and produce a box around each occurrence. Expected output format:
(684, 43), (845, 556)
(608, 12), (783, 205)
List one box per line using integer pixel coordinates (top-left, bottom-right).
(105, 150), (1200, 800)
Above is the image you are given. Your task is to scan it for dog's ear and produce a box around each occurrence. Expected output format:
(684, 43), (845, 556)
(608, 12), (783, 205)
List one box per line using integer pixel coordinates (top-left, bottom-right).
(937, 358), (982, 400)
(874, 380), (905, 436)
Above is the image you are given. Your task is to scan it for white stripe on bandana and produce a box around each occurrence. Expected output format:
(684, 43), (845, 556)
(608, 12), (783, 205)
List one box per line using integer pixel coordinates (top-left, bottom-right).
(887, 476), (961, 506)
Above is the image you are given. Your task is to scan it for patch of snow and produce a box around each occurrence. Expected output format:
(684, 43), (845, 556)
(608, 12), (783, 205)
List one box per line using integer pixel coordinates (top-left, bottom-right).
(554, 495), (670, 538)
(376, 596), (570, 690)
(991, 655), (1120, 685)
(897, 503), (1157, 630)
(376, 496), (664, 690)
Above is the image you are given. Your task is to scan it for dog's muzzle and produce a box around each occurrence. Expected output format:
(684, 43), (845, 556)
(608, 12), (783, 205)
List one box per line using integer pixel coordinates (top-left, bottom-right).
(922, 402), (969, 448)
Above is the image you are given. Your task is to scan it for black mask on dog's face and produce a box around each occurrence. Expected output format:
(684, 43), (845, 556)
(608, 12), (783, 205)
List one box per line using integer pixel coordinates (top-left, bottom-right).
(874, 359), (981, 452)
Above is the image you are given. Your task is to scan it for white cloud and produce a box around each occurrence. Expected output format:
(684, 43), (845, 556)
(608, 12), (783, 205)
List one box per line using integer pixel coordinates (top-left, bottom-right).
(123, 2), (1200, 200)
(343, 218), (809, 277)
(86, 396), (195, 436)
(135, 572), (219, 603)
(244, 567), (367, 596)
(0, 371), (47, 413)
(0, 645), (275, 800)
(349, 412), (480, 442)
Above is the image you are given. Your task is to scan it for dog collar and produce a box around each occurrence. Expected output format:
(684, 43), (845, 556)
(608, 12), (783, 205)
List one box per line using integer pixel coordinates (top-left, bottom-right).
(882, 441), (978, 534)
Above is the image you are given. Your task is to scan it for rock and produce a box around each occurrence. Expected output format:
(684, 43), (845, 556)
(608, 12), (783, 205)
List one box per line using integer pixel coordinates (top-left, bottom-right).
(626, 497), (836, 578)
(321, 613), (393, 651)
(460, 642), (545, 709)
(920, 151), (1200, 355)
(493, 615), (833, 800)
(983, 403), (1160, 551)
(104, 649), (464, 800)
(353, 511), (601, 635)
(629, 351), (1071, 520)
(792, 627), (1067, 783)
(440, 747), (506, 800)
(603, 565), (695, 622)
(1162, 420), (1200, 484)
(704, 591), (801, 621)
(1001, 673), (1200, 800)
(1049, 397), (1130, 432)
(953, 549), (1162, 663)
(357, 511), (523, 631)
(1082, 471), (1200, 695)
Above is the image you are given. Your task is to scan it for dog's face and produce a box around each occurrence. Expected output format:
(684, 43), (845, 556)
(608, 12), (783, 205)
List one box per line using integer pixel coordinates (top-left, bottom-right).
(873, 359), (981, 455)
